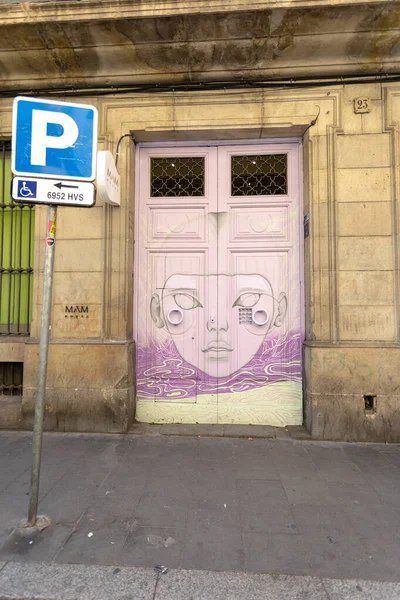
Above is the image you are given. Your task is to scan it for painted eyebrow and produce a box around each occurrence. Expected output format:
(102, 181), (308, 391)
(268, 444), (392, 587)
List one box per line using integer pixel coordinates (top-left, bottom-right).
(236, 288), (268, 294)
(164, 288), (198, 293)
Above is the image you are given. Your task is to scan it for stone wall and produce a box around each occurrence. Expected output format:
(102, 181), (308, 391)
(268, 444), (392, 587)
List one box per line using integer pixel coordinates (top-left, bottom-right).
(1, 0), (399, 439)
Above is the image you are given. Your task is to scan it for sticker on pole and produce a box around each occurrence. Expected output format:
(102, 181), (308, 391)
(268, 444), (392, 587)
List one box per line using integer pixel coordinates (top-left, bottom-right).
(11, 177), (96, 207)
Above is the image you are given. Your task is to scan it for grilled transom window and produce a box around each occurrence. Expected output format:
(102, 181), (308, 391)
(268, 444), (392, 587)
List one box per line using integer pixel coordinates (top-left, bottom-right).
(151, 157), (205, 197)
(231, 154), (287, 196)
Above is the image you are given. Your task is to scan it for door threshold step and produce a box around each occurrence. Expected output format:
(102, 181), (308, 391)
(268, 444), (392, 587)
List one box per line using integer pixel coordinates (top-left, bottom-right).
(129, 422), (310, 440)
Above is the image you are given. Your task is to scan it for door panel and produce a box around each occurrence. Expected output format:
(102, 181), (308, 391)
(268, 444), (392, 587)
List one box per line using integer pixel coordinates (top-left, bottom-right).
(135, 143), (303, 426)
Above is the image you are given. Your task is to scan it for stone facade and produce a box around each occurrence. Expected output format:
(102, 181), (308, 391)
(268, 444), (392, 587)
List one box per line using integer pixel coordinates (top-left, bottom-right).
(1, 0), (400, 440)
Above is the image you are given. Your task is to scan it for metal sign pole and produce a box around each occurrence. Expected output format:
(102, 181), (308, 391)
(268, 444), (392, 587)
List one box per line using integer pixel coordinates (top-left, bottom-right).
(27, 205), (57, 527)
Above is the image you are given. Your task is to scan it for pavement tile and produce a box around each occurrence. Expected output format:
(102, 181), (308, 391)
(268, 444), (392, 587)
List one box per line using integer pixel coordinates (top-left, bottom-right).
(291, 506), (374, 579)
(85, 486), (144, 521)
(182, 521), (244, 572)
(156, 570), (329, 599)
(37, 478), (102, 524)
(379, 451), (400, 468)
(343, 501), (400, 542)
(326, 482), (384, 507)
(148, 440), (198, 479)
(343, 446), (399, 473)
(243, 532), (312, 576)
(187, 471), (238, 503)
(55, 516), (129, 566)
(133, 497), (188, 530)
(381, 493), (400, 515)
(363, 470), (400, 495)
(0, 562), (157, 600)
(0, 523), (72, 563)
(301, 532), (374, 580)
(304, 445), (370, 485)
(323, 578), (400, 599)
(356, 535), (400, 581)
(280, 472), (336, 505)
(237, 479), (297, 534)
(267, 441), (319, 474)
(232, 439), (279, 480)
(196, 438), (235, 465)
(37, 441), (121, 523)
(0, 438), (33, 493)
(188, 501), (240, 528)
(4, 446), (88, 500)
(133, 475), (191, 529)
(120, 526), (184, 568)
(0, 491), (30, 547)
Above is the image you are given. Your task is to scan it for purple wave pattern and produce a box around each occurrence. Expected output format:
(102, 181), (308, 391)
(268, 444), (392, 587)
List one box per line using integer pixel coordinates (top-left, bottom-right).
(137, 332), (302, 400)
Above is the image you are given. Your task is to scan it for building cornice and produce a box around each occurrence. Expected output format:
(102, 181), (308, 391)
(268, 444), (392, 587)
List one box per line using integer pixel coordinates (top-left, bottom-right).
(0, 0), (396, 26)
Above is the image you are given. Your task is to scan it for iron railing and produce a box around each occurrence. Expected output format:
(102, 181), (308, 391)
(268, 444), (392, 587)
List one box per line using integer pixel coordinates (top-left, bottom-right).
(0, 140), (35, 335)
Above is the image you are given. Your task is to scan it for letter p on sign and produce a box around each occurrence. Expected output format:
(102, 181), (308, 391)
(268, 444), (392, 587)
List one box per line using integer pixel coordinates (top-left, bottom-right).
(31, 110), (79, 167)
(12, 97), (98, 181)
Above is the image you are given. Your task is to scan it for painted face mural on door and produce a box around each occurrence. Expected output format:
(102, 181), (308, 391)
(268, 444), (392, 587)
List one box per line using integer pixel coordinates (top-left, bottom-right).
(136, 147), (303, 426)
(148, 211), (291, 381)
(150, 272), (287, 378)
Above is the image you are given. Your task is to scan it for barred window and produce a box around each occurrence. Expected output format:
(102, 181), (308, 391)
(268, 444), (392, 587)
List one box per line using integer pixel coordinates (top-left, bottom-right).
(0, 141), (35, 335)
(151, 157), (205, 197)
(231, 154), (287, 196)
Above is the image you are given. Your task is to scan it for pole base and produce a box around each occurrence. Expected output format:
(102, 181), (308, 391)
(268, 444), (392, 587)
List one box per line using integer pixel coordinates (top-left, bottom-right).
(18, 515), (51, 531)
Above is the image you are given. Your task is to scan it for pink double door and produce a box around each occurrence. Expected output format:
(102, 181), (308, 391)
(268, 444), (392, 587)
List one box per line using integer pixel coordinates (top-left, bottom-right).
(135, 142), (303, 426)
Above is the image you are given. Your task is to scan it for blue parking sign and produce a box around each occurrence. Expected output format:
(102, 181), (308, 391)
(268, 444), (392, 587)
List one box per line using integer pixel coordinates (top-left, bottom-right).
(12, 97), (98, 181)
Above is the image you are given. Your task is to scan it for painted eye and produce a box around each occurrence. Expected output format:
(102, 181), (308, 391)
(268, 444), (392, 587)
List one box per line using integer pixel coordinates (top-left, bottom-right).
(173, 293), (203, 310)
(233, 292), (260, 308)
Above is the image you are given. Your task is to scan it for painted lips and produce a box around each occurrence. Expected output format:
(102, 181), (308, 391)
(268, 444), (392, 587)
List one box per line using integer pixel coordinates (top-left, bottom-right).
(202, 342), (233, 353)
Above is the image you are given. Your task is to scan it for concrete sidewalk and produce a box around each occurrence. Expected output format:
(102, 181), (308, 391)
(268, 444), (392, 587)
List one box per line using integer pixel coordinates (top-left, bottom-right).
(0, 430), (399, 593)
(1, 562), (400, 600)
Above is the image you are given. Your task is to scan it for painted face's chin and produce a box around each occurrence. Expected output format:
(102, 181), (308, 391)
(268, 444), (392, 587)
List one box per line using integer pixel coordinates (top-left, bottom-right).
(170, 340), (265, 378)
(202, 349), (233, 378)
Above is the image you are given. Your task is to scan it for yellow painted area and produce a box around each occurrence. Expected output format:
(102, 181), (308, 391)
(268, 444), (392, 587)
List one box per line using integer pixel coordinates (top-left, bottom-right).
(136, 381), (302, 426)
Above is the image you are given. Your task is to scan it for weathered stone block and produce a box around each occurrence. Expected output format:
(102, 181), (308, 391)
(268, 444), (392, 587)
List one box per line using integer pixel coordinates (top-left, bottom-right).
(338, 271), (394, 306)
(337, 202), (392, 237)
(337, 236), (392, 271)
(53, 272), (103, 305)
(38, 240), (103, 273)
(0, 396), (22, 429)
(336, 134), (390, 169)
(52, 304), (102, 339)
(21, 342), (135, 432)
(309, 393), (400, 442)
(336, 167), (391, 203)
(339, 306), (395, 341)
(306, 345), (400, 396)
(56, 206), (103, 240)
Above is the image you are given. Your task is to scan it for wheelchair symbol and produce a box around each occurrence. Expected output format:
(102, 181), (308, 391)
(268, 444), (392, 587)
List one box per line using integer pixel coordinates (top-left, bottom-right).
(18, 180), (37, 199)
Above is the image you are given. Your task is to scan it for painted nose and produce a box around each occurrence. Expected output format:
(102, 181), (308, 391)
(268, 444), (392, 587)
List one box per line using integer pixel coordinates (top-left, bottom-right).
(206, 316), (229, 332)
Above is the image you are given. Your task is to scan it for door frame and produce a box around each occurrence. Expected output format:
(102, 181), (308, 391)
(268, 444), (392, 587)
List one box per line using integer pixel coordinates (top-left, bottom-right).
(133, 138), (304, 421)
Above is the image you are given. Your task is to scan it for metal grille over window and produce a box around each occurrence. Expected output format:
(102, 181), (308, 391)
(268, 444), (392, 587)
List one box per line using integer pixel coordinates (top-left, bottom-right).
(0, 362), (23, 396)
(151, 157), (205, 197)
(0, 141), (35, 335)
(231, 154), (287, 196)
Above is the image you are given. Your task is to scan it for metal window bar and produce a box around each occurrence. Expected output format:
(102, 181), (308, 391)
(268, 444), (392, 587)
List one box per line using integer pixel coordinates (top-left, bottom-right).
(0, 362), (23, 396)
(0, 140), (35, 336)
